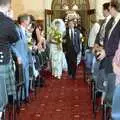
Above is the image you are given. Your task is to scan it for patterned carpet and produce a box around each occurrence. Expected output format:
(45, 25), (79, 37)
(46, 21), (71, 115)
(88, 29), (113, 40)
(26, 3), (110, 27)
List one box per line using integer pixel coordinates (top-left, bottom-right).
(17, 64), (102, 120)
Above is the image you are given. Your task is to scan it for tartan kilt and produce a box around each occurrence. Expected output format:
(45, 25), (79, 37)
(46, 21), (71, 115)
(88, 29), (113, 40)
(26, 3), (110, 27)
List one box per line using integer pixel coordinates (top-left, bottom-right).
(0, 63), (16, 103)
(0, 63), (16, 110)
(5, 63), (16, 98)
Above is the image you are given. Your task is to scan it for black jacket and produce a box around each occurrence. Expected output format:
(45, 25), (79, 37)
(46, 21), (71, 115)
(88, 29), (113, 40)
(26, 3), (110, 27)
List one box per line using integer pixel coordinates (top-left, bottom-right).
(0, 12), (19, 64)
(63, 28), (81, 54)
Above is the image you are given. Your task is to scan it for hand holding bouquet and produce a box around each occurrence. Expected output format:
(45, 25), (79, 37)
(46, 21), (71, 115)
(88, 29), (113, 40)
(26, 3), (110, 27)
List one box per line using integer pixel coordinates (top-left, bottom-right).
(48, 26), (62, 46)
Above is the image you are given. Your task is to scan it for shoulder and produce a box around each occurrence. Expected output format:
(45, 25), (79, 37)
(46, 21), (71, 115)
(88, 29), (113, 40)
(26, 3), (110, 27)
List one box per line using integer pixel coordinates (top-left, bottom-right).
(5, 15), (15, 26)
(0, 13), (15, 27)
(94, 23), (100, 28)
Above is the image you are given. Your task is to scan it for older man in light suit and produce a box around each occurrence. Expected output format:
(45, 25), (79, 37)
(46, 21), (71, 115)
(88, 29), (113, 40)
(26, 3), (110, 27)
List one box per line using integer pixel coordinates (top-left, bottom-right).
(12, 14), (31, 101)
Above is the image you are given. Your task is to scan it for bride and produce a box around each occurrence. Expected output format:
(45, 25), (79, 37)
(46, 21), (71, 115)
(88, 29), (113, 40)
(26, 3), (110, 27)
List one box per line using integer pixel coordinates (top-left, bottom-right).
(49, 19), (67, 79)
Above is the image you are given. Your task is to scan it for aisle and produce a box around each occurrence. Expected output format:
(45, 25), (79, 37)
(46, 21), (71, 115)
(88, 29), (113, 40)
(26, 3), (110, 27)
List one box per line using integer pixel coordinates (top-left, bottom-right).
(18, 64), (101, 120)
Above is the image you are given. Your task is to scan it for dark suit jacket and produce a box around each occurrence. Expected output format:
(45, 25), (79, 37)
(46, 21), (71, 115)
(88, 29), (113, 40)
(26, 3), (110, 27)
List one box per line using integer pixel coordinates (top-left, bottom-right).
(0, 12), (19, 65)
(95, 17), (114, 71)
(63, 28), (81, 55)
(103, 19), (120, 74)
(95, 17), (114, 45)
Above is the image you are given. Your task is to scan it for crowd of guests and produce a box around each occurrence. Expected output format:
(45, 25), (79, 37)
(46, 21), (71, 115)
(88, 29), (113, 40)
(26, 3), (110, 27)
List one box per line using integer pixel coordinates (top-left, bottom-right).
(86, 0), (120, 119)
(0, 0), (83, 118)
(0, 0), (48, 116)
(1, 0), (120, 119)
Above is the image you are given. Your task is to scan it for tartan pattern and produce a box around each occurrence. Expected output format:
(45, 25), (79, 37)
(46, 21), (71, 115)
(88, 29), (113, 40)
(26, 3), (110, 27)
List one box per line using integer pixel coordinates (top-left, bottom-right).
(0, 63), (16, 101)
(5, 63), (16, 99)
(0, 68), (7, 110)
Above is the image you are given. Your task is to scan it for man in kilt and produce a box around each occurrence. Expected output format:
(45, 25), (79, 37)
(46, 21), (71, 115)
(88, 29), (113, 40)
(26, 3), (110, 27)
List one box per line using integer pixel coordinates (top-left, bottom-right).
(0, 0), (19, 111)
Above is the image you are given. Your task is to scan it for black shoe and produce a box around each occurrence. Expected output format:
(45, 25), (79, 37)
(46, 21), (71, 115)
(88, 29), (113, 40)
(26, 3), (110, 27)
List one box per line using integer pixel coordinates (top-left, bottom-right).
(72, 76), (76, 80)
(68, 75), (72, 79)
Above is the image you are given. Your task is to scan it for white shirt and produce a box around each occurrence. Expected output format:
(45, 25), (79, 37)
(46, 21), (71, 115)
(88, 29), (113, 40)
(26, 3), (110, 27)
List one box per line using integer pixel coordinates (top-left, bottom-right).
(69, 28), (74, 39)
(99, 15), (112, 46)
(88, 22), (100, 47)
(105, 15), (111, 27)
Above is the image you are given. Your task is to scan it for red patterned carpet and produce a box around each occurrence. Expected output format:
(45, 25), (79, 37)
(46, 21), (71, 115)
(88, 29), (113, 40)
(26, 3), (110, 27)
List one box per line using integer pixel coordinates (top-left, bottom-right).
(17, 64), (102, 120)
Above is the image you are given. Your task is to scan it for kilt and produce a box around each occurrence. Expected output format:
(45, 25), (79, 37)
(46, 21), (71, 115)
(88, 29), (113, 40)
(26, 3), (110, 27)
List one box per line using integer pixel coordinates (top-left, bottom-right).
(0, 63), (16, 110)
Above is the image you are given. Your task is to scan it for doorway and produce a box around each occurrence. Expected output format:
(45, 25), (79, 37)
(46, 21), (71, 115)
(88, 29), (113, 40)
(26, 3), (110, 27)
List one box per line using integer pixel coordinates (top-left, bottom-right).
(45, 0), (95, 39)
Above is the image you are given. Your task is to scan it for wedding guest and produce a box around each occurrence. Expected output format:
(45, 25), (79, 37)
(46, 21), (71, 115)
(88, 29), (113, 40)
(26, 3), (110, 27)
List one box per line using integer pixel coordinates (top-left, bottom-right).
(0, 0), (19, 110)
(92, 2), (114, 105)
(27, 21), (39, 91)
(32, 22), (46, 51)
(88, 20), (100, 48)
(107, 0), (120, 119)
(12, 14), (31, 100)
(97, 0), (120, 108)
(85, 20), (100, 72)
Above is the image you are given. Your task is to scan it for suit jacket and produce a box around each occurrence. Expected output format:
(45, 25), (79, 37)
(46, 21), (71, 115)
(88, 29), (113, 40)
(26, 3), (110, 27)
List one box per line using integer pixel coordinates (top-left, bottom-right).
(12, 25), (29, 67)
(103, 19), (120, 74)
(63, 28), (81, 54)
(95, 17), (114, 45)
(95, 17), (114, 70)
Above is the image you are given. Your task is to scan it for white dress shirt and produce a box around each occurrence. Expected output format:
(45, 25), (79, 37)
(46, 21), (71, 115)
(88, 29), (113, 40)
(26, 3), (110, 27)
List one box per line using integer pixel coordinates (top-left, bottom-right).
(69, 28), (74, 39)
(88, 22), (100, 47)
(104, 15), (112, 27)
(99, 15), (112, 46)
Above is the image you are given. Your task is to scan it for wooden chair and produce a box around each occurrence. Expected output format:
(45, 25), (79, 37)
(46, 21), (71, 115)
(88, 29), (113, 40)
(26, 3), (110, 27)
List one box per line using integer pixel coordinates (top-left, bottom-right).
(16, 64), (26, 105)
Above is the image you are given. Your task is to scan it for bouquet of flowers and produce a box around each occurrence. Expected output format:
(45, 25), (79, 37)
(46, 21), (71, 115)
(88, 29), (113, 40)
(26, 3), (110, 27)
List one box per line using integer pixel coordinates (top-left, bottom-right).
(48, 26), (62, 46)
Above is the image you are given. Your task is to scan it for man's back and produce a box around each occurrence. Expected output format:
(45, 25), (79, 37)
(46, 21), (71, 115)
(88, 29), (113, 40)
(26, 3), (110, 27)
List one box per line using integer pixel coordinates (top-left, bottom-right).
(0, 12), (18, 64)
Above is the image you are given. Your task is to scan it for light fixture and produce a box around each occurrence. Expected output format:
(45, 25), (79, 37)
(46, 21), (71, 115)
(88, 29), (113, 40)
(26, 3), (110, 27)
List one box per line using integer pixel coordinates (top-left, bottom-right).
(63, 4), (69, 10)
(72, 4), (79, 10)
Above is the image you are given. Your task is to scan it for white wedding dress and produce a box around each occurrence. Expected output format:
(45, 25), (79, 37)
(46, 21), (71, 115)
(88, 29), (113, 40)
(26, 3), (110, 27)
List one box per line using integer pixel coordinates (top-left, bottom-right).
(49, 19), (67, 79)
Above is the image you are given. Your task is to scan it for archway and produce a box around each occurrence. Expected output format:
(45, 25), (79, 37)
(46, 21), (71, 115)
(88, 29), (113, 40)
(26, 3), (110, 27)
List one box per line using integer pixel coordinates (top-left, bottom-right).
(51, 0), (92, 32)
(45, 0), (95, 39)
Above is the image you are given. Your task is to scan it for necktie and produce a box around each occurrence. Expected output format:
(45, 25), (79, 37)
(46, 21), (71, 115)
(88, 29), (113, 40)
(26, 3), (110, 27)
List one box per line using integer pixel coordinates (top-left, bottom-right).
(71, 29), (74, 40)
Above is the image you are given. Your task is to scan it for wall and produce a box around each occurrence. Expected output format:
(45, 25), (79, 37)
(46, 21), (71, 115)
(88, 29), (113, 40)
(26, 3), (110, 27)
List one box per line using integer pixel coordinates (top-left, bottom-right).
(11, 0), (111, 20)
(95, 0), (110, 20)
(11, 0), (45, 20)
(11, 0), (94, 19)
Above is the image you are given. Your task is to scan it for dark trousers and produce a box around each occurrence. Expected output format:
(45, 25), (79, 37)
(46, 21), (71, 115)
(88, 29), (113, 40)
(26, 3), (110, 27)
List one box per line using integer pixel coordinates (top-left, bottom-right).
(66, 50), (77, 78)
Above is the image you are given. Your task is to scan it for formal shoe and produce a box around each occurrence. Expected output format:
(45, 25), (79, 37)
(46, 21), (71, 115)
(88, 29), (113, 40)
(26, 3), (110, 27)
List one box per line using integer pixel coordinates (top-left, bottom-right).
(68, 75), (72, 80)
(72, 76), (76, 80)
(23, 97), (30, 104)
